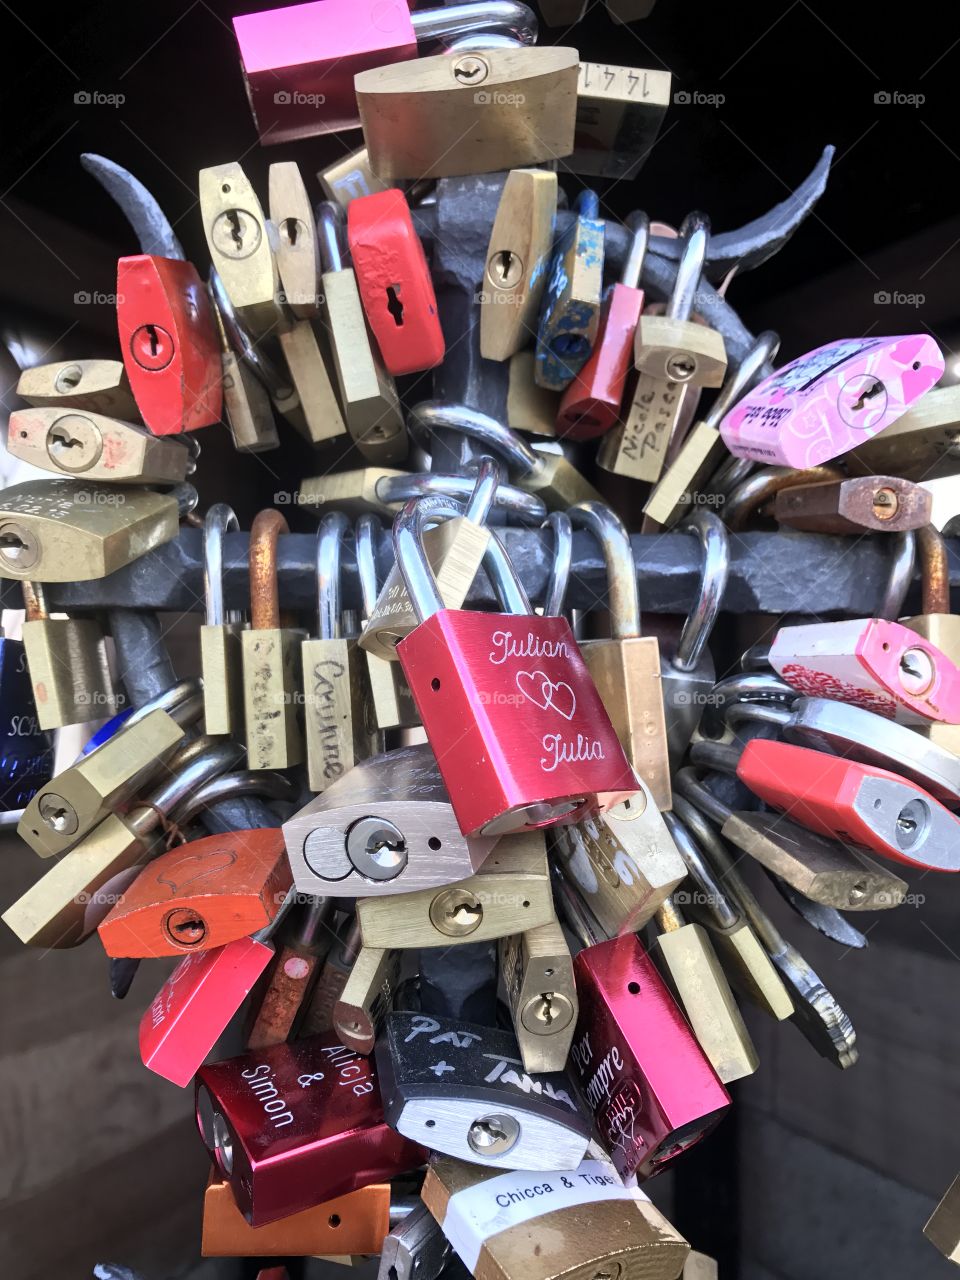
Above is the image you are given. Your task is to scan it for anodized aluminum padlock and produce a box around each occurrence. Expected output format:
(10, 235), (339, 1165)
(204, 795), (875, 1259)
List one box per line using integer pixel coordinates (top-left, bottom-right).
(20, 580), (117, 730)
(556, 213), (649, 440)
(195, 1031), (427, 1224)
(16, 358), (140, 421)
(553, 868), (730, 1180)
(6, 407), (190, 484)
(0, 611), (53, 813)
(719, 334), (944, 466)
(200, 504), (246, 738)
(268, 161), (319, 318)
(499, 919), (578, 1073)
(534, 190), (604, 392)
(284, 743), (498, 897)
(393, 499), (639, 837)
(375, 1011), (591, 1170)
(347, 188), (445, 377)
(233, 0), (539, 142)
(116, 254), (223, 435)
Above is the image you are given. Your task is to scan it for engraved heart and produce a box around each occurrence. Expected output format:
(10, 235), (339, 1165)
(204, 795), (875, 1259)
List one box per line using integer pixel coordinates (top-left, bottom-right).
(515, 669), (577, 720)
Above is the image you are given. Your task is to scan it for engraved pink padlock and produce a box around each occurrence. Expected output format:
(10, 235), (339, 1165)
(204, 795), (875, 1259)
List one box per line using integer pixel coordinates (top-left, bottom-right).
(719, 335), (944, 466)
(769, 618), (960, 725)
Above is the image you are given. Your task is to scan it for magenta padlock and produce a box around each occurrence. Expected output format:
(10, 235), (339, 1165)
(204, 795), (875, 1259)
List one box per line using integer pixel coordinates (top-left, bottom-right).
(719, 334), (943, 466)
(393, 499), (639, 838)
(769, 618), (960, 725)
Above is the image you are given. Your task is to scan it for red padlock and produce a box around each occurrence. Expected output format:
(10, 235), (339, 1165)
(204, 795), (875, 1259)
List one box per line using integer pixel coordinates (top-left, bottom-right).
(393, 498), (639, 838)
(117, 254), (222, 435)
(556, 215), (648, 441)
(347, 190), (445, 376)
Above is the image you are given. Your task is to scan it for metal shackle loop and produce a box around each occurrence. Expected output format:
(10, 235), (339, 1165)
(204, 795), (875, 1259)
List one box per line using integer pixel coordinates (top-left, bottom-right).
(173, 769), (297, 825)
(675, 509), (730, 672)
(408, 401), (538, 478)
(411, 1), (538, 46)
(316, 201), (346, 275)
(441, 31), (525, 50)
(172, 483), (200, 520)
(376, 469), (546, 524)
(356, 515), (382, 618)
(203, 503), (239, 627)
(669, 212), (710, 321)
(725, 700), (793, 732)
(393, 496), (468, 623)
(916, 523), (950, 616)
(673, 766), (734, 827)
(703, 330), (781, 432)
(568, 501), (640, 640)
(317, 511), (351, 640)
(541, 511), (572, 618)
(464, 455), (503, 525)
(249, 509), (290, 631)
(879, 530), (917, 621)
(662, 807), (739, 930)
(621, 211), (650, 291)
(723, 464), (844, 532)
(144, 739), (245, 822)
(209, 270), (292, 398)
(484, 529), (533, 615)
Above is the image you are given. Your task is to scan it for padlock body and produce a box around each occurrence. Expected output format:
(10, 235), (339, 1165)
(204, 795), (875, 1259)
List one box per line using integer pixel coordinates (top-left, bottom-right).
(0, 637), (52, 811)
(22, 617), (116, 729)
(535, 211), (604, 391)
(568, 934), (729, 1179)
(201, 621), (246, 737)
(17, 358), (140, 421)
(719, 334), (944, 466)
(556, 282), (644, 439)
(597, 372), (689, 482)
(195, 1033), (427, 1224)
(8, 407), (190, 484)
(301, 636), (376, 791)
(769, 617), (960, 724)
(397, 610), (639, 837)
(233, 0), (417, 142)
(117, 255), (222, 434)
(242, 626), (307, 769)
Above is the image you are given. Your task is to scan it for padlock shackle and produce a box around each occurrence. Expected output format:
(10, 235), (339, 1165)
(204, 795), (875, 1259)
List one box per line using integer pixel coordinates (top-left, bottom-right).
(568, 502), (640, 638)
(250, 509), (290, 630)
(172, 769), (297, 825)
(674, 510), (730, 671)
(134, 739), (245, 837)
(123, 678), (204, 733)
(356, 514), (382, 618)
(672, 769), (732, 829)
(662, 806), (739, 930)
(541, 511), (572, 618)
(725, 700), (793, 732)
(209, 270), (293, 400)
(377, 469), (546, 524)
(410, 1), (537, 46)
(463, 455), (503, 526)
(688, 740), (742, 777)
(441, 31), (526, 50)
(253, 881), (298, 944)
(172, 483), (200, 520)
(723, 464), (844, 532)
(621, 212), (650, 291)
(916, 523), (950, 616)
(316, 201), (346, 275)
(485, 528), (532, 614)
(292, 896), (336, 951)
(668, 212), (709, 322)
(203, 503), (240, 627)
(408, 401), (538, 478)
(317, 511), (351, 640)
(550, 860), (605, 950)
(879, 530), (917, 621)
(393, 496), (466, 621)
(703, 330), (780, 432)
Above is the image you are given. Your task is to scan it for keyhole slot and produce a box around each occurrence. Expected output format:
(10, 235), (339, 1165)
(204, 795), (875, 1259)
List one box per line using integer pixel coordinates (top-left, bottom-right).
(386, 285), (404, 327)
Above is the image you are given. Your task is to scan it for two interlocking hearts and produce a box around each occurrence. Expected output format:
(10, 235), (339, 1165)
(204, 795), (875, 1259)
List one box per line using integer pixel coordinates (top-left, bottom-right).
(515, 669), (577, 720)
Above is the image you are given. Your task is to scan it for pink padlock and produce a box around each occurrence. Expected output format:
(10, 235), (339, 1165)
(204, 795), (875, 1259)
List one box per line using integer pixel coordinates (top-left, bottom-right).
(769, 617), (960, 726)
(719, 335), (944, 467)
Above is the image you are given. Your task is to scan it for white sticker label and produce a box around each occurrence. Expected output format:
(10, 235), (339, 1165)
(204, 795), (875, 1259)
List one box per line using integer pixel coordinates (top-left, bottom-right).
(442, 1159), (650, 1270)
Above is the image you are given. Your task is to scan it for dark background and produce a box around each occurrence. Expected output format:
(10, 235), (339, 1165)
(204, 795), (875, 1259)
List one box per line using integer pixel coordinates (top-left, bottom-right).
(2, 4), (960, 1279)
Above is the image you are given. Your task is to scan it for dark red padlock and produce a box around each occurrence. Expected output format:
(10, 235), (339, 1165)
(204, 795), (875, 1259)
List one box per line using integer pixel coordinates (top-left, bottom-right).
(117, 254), (222, 435)
(347, 189), (445, 377)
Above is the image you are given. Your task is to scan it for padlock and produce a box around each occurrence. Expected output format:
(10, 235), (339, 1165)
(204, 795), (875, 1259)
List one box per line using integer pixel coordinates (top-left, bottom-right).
(200, 504), (245, 738)
(355, 514), (421, 733)
(3, 739), (241, 948)
(116, 254), (223, 435)
(377, 1199), (450, 1280)
(268, 161), (318, 318)
(540, 508), (573, 624)
(768, 615), (960, 725)
(570, 62), (672, 179)
(644, 331), (778, 528)
(242, 508), (307, 770)
(284, 743), (497, 897)
(194, 1031), (427, 1224)
(16, 358), (141, 421)
(692, 738), (960, 873)
(845, 382), (960, 479)
(553, 867), (731, 1179)
(298, 916), (362, 1038)
(205, 278), (280, 454)
(246, 897), (336, 1049)
(0, 611), (53, 813)
(772, 474), (933, 534)
(276, 316), (350, 447)
(550, 779), (686, 936)
(507, 351), (560, 436)
(659, 509), (729, 767)
(320, 147), (389, 211)
(409, 401), (604, 509)
(422, 1152), (690, 1280)
(202, 1173), (391, 1258)
(233, 0), (538, 143)
(392, 498), (638, 836)
(900, 525), (960, 759)
(20, 580), (116, 729)
(6, 407), (191, 485)
(499, 920), (578, 1073)
(670, 786), (858, 1069)
(360, 474), (495, 662)
(568, 501), (671, 809)
(556, 214), (648, 440)
(333, 944), (402, 1055)
(302, 511), (377, 791)
(199, 162), (283, 338)
(17, 679), (201, 857)
(356, 830), (552, 947)
(719, 333), (945, 466)
(347, 189), (445, 377)
(97, 826), (292, 957)
(534, 190), (604, 392)
(316, 201), (406, 458)
(925, 1173), (960, 1265)
(650, 894), (760, 1085)
(479, 168), (558, 363)
(0, 479), (183, 581)
(375, 1011), (591, 1170)
(356, 47), (579, 181)
(721, 462), (847, 532)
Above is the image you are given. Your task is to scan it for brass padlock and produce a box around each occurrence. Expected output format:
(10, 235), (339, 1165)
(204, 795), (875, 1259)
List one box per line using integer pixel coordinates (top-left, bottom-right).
(355, 47), (580, 180)
(499, 919), (577, 1073)
(356, 514), (421, 732)
(333, 943), (402, 1054)
(925, 1173), (960, 1265)
(199, 161), (284, 338)
(241, 509), (306, 769)
(277, 317), (349, 447)
(299, 467), (409, 518)
(316, 201), (406, 462)
(845, 382), (960, 480)
(302, 511), (376, 791)
(268, 160), (319, 318)
(319, 147), (389, 211)
(208, 273), (281, 453)
(20, 581), (116, 730)
(480, 168), (558, 363)
(16, 358), (141, 421)
(507, 351), (560, 437)
(7, 407), (190, 485)
(200, 504), (246, 737)
(570, 62), (672, 179)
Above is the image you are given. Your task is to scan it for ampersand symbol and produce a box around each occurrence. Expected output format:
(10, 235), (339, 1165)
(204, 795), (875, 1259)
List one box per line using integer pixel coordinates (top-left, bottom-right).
(297, 1071), (326, 1088)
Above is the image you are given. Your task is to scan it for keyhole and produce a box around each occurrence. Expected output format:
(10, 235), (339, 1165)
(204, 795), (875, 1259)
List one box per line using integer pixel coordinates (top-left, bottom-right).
(146, 325), (160, 358)
(45, 805), (70, 831)
(467, 1112), (520, 1155)
(281, 216), (300, 247)
(227, 208), (244, 251)
(539, 994), (557, 1025)
(163, 908), (208, 948)
(449, 902), (482, 928)
(849, 378), (884, 412)
(386, 285), (404, 327)
(488, 248), (523, 287)
(895, 798), (929, 849)
(898, 646), (934, 695)
(54, 364), (83, 393)
(49, 426), (83, 452)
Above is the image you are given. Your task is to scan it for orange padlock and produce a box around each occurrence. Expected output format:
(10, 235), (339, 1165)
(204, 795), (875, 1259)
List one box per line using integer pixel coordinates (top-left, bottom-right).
(97, 827), (291, 958)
